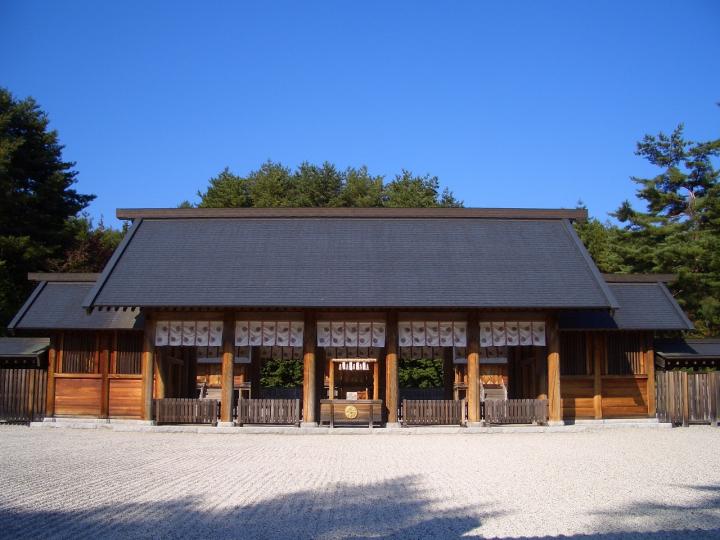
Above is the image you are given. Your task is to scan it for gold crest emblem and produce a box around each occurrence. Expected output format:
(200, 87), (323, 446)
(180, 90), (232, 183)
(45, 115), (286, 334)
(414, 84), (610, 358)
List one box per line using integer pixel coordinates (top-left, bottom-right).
(344, 405), (358, 419)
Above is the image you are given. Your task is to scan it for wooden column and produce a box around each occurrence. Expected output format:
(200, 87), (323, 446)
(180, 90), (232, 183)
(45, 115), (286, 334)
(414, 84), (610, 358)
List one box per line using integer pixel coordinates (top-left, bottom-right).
(547, 316), (562, 424)
(466, 311), (481, 424)
(328, 357), (335, 400)
(592, 333), (603, 419)
(302, 311), (318, 425)
(443, 346), (454, 400)
(220, 313), (235, 424)
(645, 332), (656, 418)
(535, 345), (547, 400)
(46, 333), (58, 417)
(372, 360), (379, 400)
(385, 312), (399, 425)
(154, 350), (166, 399)
(100, 333), (110, 419)
(141, 315), (155, 421)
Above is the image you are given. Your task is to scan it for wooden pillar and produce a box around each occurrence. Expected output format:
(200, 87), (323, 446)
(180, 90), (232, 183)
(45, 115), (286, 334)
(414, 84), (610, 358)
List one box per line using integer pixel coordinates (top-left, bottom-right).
(466, 311), (481, 425)
(645, 332), (656, 418)
(141, 315), (155, 421)
(592, 332), (603, 419)
(328, 357), (335, 400)
(100, 333), (110, 419)
(220, 313), (235, 424)
(547, 316), (562, 424)
(443, 346), (454, 400)
(385, 312), (399, 425)
(154, 350), (166, 399)
(372, 360), (379, 400)
(302, 311), (317, 425)
(535, 345), (547, 400)
(46, 333), (58, 417)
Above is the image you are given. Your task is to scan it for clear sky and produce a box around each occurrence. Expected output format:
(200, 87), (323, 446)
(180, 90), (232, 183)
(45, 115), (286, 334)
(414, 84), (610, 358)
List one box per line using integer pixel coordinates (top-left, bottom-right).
(1, 1), (718, 228)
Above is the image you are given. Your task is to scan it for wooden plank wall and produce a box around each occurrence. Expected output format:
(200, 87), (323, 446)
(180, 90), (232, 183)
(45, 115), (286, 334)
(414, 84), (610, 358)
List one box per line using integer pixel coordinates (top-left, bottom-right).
(560, 331), (653, 420)
(52, 330), (143, 419)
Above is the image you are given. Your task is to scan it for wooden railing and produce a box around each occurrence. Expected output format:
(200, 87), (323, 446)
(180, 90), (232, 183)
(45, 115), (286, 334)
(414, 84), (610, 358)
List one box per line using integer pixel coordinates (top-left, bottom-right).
(401, 399), (466, 426)
(483, 399), (548, 425)
(155, 398), (218, 425)
(656, 371), (720, 426)
(236, 398), (301, 426)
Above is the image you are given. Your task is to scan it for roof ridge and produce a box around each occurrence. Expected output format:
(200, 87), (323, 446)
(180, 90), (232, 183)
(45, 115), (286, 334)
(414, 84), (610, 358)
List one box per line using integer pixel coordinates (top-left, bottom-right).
(116, 207), (588, 221)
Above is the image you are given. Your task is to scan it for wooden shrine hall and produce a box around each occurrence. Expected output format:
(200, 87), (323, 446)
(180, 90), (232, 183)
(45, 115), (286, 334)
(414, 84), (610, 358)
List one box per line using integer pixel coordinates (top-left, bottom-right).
(5, 207), (694, 428)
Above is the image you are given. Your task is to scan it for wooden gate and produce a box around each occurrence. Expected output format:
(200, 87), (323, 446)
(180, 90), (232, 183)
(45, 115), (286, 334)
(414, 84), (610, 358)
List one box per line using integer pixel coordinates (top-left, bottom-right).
(155, 398), (218, 424)
(483, 399), (548, 425)
(0, 367), (47, 423)
(237, 398), (301, 425)
(401, 399), (466, 426)
(656, 371), (720, 426)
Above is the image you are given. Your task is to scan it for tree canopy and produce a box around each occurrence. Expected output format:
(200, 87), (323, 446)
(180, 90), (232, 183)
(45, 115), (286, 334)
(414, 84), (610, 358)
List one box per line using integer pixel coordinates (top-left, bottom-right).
(0, 88), (96, 328)
(578, 122), (720, 336)
(191, 161), (462, 209)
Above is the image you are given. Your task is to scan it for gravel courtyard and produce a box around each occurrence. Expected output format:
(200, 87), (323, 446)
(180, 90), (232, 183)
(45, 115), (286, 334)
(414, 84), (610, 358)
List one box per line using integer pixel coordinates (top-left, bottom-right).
(0, 427), (719, 539)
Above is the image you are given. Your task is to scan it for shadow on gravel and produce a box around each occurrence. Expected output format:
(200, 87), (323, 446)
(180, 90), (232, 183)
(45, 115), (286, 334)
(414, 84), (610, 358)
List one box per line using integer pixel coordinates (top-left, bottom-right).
(0, 474), (495, 539)
(583, 483), (720, 540)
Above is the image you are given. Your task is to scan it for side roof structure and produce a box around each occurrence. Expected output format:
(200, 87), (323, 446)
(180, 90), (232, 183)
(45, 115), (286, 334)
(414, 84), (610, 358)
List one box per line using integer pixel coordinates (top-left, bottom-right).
(559, 275), (694, 331)
(82, 207), (619, 310)
(0, 337), (50, 358)
(8, 274), (143, 331)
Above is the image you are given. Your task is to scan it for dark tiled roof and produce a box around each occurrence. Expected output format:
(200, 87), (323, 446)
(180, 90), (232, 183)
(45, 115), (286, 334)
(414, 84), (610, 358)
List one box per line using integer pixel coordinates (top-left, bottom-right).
(655, 339), (720, 359)
(0, 337), (50, 358)
(559, 282), (694, 331)
(83, 216), (618, 309)
(8, 281), (143, 330)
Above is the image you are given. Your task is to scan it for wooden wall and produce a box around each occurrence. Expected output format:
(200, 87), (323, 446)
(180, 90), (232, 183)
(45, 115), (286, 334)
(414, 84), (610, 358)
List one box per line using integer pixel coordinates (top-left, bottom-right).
(560, 331), (653, 420)
(50, 331), (143, 419)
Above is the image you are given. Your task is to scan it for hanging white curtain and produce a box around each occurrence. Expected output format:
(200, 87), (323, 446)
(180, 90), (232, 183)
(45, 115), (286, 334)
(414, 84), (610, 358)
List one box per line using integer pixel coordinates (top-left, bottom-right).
(478, 321), (546, 348)
(235, 320), (304, 347)
(399, 320), (467, 347)
(318, 322), (386, 348)
(155, 320), (223, 347)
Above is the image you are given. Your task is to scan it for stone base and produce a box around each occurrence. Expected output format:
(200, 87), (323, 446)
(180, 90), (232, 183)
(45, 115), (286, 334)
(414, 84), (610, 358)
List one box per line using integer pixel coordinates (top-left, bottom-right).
(547, 420), (566, 427)
(467, 421), (485, 428)
(300, 421), (318, 428)
(217, 421), (235, 428)
(385, 422), (401, 429)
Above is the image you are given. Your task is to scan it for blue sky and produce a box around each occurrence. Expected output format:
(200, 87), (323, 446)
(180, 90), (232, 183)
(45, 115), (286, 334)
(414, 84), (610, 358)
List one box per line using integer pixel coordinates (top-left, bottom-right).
(1, 1), (718, 228)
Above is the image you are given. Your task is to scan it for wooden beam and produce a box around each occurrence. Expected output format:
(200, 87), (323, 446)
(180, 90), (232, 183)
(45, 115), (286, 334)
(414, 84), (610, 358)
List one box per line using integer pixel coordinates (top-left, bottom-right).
(141, 315), (155, 421)
(46, 334), (57, 417)
(592, 333), (603, 419)
(302, 311), (318, 425)
(466, 311), (481, 424)
(220, 312), (235, 423)
(385, 311), (399, 425)
(154, 350), (166, 400)
(645, 332), (656, 418)
(547, 316), (562, 423)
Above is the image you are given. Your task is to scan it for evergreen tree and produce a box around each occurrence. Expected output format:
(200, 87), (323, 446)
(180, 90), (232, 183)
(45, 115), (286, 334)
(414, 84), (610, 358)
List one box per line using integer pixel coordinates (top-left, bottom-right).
(613, 124), (720, 335)
(0, 88), (94, 328)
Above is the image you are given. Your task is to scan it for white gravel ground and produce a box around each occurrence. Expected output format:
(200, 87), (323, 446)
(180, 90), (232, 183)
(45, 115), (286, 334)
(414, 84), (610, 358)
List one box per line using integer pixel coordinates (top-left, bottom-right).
(0, 426), (718, 539)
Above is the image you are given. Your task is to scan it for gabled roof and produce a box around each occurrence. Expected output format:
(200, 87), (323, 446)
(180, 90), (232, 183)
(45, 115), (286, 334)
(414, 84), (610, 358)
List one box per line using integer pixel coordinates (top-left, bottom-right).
(82, 208), (618, 310)
(8, 277), (143, 331)
(559, 281), (694, 331)
(655, 339), (720, 359)
(0, 337), (50, 358)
